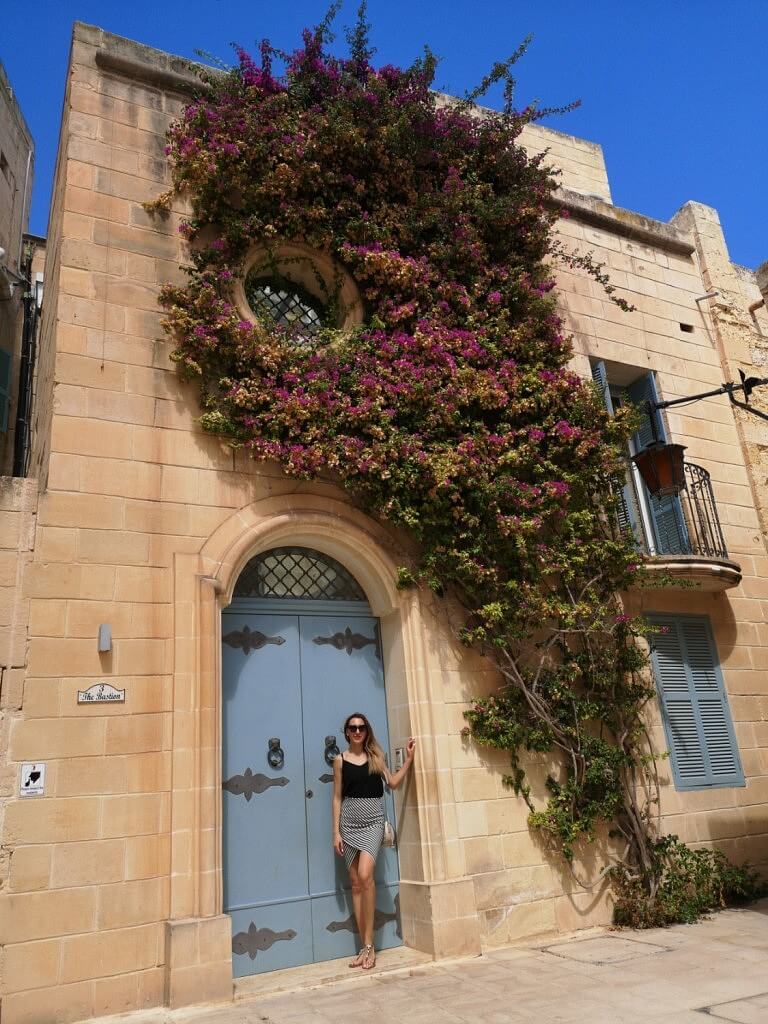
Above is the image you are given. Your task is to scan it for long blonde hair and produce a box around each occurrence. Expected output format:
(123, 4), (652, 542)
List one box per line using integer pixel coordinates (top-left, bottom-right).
(343, 712), (387, 776)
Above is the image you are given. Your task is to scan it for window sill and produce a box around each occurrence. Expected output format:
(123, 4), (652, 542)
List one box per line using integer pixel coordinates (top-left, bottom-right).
(672, 778), (746, 792)
(638, 556), (742, 592)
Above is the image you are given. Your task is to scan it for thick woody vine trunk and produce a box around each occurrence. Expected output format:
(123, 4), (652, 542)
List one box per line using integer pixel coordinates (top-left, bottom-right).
(487, 611), (663, 897)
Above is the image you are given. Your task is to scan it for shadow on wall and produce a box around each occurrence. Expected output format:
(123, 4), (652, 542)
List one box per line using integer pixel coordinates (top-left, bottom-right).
(699, 811), (768, 873)
(638, 589), (738, 663)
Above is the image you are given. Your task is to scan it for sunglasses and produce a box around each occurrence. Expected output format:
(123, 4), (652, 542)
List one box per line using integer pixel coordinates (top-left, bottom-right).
(347, 724), (367, 733)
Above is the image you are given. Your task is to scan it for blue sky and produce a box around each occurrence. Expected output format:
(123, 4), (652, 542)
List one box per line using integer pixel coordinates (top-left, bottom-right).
(3, 1), (766, 270)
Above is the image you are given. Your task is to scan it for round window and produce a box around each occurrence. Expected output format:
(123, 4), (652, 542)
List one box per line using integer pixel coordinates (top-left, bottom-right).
(244, 272), (325, 344)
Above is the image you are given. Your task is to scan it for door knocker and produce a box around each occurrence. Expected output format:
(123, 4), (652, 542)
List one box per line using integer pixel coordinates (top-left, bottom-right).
(267, 737), (284, 770)
(324, 735), (340, 766)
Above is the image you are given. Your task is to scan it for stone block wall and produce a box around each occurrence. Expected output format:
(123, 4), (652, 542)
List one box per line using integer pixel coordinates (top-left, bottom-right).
(27, 84), (68, 491)
(0, 476), (38, 991)
(0, 63), (33, 272)
(520, 122), (612, 203)
(675, 202), (768, 554)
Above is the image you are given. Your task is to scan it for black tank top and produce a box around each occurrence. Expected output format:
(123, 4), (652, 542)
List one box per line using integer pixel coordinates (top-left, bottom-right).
(341, 757), (384, 798)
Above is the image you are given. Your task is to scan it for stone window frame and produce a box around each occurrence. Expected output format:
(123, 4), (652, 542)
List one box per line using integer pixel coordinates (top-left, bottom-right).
(231, 241), (364, 337)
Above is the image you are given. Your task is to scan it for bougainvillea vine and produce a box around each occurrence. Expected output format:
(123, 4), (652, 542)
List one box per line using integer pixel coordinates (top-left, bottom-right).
(150, 5), (761, 924)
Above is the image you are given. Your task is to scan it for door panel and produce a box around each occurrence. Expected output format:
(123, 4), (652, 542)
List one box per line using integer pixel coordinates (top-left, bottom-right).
(222, 614), (308, 913)
(298, 615), (400, 906)
(229, 899), (313, 977)
(298, 615), (397, 898)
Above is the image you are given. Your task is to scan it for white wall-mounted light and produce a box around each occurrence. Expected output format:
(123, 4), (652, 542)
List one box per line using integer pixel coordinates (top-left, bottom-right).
(98, 624), (112, 652)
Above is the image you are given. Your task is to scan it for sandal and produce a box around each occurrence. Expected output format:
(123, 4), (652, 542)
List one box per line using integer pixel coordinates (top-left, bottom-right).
(361, 944), (376, 970)
(349, 948), (365, 968)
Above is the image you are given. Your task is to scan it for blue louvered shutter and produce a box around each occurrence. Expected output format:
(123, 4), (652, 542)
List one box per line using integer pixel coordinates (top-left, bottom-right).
(591, 361), (640, 539)
(590, 359), (614, 415)
(626, 373), (690, 555)
(648, 614), (743, 789)
(0, 348), (11, 433)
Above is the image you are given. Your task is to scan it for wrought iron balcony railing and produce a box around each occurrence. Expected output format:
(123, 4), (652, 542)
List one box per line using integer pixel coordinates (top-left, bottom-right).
(678, 463), (729, 559)
(620, 460), (729, 561)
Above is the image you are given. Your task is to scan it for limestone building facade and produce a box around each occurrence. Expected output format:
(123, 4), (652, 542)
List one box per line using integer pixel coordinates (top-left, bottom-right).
(1, 22), (767, 1024)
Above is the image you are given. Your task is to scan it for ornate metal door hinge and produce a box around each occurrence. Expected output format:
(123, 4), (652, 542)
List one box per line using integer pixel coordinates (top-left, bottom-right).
(223, 626), (286, 654)
(232, 922), (297, 959)
(313, 624), (380, 658)
(222, 767), (289, 800)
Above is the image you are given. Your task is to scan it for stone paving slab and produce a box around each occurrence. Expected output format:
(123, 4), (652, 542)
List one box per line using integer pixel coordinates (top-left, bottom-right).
(540, 934), (671, 964)
(91, 900), (768, 1024)
(705, 992), (768, 1024)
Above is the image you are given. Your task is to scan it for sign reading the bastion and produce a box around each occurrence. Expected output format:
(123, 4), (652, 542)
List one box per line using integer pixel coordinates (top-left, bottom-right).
(77, 683), (126, 704)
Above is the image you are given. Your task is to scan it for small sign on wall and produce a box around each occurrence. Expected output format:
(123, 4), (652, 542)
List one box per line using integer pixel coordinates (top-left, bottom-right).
(20, 763), (45, 797)
(77, 683), (125, 704)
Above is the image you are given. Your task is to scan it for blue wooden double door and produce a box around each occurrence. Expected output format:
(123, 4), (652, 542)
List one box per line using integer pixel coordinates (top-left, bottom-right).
(222, 606), (401, 977)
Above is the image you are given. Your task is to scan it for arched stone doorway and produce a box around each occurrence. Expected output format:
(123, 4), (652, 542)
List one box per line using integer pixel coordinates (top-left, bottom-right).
(164, 495), (481, 1010)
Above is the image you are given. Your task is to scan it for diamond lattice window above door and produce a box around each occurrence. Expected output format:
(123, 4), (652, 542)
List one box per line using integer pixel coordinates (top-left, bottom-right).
(234, 547), (367, 601)
(244, 274), (324, 344)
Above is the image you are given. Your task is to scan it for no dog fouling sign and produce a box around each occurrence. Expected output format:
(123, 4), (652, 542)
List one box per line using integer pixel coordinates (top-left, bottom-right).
(20, 763), (45, 796)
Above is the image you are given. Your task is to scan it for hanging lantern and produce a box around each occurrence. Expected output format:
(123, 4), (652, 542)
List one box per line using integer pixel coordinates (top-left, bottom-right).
(632, 442), (687, 498)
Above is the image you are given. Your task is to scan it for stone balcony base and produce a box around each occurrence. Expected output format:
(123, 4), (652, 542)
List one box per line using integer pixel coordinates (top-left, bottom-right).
(640, 556), (742, 591)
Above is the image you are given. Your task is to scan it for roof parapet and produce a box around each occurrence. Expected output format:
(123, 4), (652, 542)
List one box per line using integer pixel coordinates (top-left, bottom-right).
(554, 188), (695, 258)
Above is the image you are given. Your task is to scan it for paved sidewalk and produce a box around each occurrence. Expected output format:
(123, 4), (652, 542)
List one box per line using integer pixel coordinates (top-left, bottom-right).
(106, 900), (768, 1024)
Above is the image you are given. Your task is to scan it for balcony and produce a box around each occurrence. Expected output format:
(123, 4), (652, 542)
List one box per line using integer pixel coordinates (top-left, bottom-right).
(622, 461), (741, 591)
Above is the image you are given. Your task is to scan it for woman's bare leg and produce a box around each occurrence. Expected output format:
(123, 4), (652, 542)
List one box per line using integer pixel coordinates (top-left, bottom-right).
(348, 853), (365, 966)
(356, 851), (377, 967)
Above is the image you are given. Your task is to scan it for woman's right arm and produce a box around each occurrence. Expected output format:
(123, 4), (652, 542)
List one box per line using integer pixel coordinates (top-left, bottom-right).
(332, 754), (344, 856)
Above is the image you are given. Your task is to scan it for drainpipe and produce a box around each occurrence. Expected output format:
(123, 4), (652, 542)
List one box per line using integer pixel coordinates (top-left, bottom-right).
(12, 247), (37, 478)
(17, 149), (32, 269)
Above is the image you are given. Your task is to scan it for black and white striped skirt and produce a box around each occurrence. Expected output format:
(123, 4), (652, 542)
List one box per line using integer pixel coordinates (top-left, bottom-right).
(340, 796), (385, 869)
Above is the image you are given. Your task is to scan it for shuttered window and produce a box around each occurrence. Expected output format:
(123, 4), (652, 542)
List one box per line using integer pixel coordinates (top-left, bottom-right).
(0, 347), (11, 433)
(648, 614), (744, 790)
(590, 361), (690, 556)
(626, 373), (690, 555)
(592, 361), (652, 546)
(591, 361), (641, 540)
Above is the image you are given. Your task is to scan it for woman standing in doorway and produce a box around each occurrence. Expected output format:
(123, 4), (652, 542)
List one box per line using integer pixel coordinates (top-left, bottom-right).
(332, 711), (415, 971)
